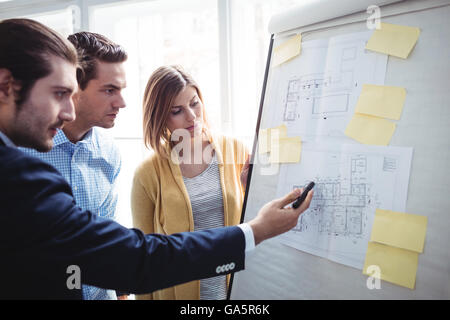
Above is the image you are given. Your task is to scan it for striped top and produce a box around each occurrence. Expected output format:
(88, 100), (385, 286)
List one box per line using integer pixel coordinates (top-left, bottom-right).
(183, 153), (227, 300)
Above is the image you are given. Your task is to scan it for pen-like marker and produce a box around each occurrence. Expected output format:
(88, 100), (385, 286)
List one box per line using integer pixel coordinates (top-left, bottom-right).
(292, 181), (315, 209)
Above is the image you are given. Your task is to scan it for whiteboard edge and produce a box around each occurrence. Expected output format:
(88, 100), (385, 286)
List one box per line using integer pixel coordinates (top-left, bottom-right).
(268, 0), (406, 35)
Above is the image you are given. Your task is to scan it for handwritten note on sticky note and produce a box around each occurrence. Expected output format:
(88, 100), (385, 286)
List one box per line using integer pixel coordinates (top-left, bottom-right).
(363, 242), (418, 289)
(270, 136), (302, 163)
(345, 113), (396, 145)
(272, 34), (302, 67)
(366, 22), (420, 59)
(371, 209), (427, 253)
(355, 84), (406, 120)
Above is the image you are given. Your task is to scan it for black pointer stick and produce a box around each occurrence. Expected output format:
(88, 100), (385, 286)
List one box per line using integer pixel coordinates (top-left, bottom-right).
(292, 181), (315, 209)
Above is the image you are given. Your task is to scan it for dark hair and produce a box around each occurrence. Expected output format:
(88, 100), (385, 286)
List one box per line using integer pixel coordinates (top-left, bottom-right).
(67, 32), (128, 90)
(0, 18), (78, 105)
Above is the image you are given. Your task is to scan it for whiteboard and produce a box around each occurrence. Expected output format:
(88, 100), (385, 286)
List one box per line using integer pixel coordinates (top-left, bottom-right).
(230, 0), (450, 299)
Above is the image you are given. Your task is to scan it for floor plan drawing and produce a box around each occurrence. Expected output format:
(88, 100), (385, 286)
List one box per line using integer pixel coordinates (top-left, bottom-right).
(257, 32), (412, 269)
(292, 155), (372, 238)
(283, 42), (359, 122)
(265, 31), (388, 139)
(283, 71), (354, 121)
(276, 142), (413, 269)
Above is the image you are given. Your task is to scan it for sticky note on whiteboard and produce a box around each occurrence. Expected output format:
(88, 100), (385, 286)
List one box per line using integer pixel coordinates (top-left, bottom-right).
(370, 209), (427, 253)
(363, 242), (419, 290)
(270, 136), (302, 164)
(272, 34), (302, 67)
(365, 22), (420, 59)
(258, 124), (287, 154)
(355, 84), (406, 120)
(344, 113), (396, 146)
(258, 128), (270, 154)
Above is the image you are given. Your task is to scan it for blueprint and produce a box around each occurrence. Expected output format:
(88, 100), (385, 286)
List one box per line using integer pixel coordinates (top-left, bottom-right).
(265, 31), (388, 139)
(276, 141), (413, 269)
(257, 31), (414, 269)
(257, 31), (414, 270)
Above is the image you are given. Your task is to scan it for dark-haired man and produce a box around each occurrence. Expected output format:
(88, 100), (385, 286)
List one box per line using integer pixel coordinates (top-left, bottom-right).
(21, 32), (127, 300)
(0, 18), (313, 299)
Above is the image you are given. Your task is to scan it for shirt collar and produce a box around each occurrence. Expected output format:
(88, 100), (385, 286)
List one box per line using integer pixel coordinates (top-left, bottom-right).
(0, 130), (17, 148)
(53, 129), (70, 146)
(54, 128), (94, 147)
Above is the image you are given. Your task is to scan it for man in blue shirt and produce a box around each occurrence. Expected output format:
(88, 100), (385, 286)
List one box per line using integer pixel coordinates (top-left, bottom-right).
(21, 32), (127, 300)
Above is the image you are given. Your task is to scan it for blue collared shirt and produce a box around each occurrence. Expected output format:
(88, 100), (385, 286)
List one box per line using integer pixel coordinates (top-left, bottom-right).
(21, 128), (121, 300)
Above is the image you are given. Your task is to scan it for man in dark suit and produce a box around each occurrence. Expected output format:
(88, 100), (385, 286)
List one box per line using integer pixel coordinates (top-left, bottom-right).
(0, 18), (313, 299)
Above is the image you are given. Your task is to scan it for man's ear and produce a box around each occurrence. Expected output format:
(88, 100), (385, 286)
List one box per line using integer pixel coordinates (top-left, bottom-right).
(0, 69), (22, 105)
(72, 88), (80, 104)
(0, 68), (13, 101)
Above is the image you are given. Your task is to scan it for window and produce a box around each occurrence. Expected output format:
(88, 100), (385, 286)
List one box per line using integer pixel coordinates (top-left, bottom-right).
(23, 8), (74, 37)
(0, 4), (75, 37)
(229, 0), (309, 147)
(91, 0), (221, 139)
(0, 0), (311, 228)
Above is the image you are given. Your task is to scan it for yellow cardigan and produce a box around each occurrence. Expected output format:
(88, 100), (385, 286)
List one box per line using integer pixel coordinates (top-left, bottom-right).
(131, 135), (248, 300)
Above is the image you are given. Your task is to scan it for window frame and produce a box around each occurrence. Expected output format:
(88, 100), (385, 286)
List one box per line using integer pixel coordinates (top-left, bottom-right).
(0, 0), (288, 227)
(0, 0), (237, 133)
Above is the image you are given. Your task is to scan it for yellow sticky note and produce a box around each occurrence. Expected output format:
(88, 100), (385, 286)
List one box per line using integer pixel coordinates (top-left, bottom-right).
(272, 34), (302, 67)
(366, 22), (420, 59)
(371, 209), (427, 253)
(258, 128), (270, 154)
(270, 136), (301, 163)
(270, 124), (287, 141)
(258, 124), (287, 154)
(355, 84), (406, 120)
(345, 113), (396, 146)
(363, 242), (418, 289)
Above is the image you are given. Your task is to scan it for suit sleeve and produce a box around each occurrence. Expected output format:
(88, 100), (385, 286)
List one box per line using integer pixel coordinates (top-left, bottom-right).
(2, 153), (246, 295)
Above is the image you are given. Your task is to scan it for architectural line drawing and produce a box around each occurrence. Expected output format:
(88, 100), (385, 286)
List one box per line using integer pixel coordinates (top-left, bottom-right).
(262, 32), (410, 269)
(276, 142), (413, 269)
(283, 44), (358, 122)
(291, 155), (373, 238)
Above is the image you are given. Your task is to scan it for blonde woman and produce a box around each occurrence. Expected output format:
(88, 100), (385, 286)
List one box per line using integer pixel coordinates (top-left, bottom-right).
(131, 65), (250, 300)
